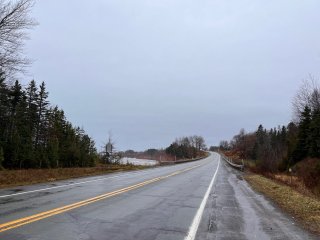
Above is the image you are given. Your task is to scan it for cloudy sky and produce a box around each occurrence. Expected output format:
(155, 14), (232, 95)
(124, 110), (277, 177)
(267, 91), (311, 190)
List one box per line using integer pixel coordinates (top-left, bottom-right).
(24, 0), (320, 151)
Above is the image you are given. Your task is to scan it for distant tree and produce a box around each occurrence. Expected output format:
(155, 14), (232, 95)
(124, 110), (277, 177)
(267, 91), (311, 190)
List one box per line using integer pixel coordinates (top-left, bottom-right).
(194, 135), (206, 151)
(145, 148), (158, 157)
(166, 135), (206, 160)
(124, 150), (135, 158)
(209, 146), (219, 151)
(219, 140), (229, 150)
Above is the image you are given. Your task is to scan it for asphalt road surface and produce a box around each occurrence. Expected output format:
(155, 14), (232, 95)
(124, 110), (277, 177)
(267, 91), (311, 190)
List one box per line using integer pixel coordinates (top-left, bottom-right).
(0, 152), (318, 240)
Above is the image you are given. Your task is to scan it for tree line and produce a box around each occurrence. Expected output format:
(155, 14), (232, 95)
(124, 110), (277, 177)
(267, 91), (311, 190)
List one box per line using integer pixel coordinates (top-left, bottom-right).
(166, 135), (206, 159)
(0, 1), (99, 169)
(221, 78), (320, 173)
(0, 74), (98, 169)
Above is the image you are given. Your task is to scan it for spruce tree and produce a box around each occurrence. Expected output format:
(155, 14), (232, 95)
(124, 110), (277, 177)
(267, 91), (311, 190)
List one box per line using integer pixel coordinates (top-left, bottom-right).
(26, 80), (38, 141)
(0, 72), (9, 147)
(309, 109), (320, 158)
(292, 106), (312, 163)
(0, 146), (4, 169)
(35, 82), (49, 167)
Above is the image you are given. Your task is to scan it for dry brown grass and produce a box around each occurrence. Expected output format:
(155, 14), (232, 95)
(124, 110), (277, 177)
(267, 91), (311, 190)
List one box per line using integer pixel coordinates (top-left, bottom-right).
(0, 164), (149, 189)
(272, 174), (313, 195)
(245, 174), (320, 235)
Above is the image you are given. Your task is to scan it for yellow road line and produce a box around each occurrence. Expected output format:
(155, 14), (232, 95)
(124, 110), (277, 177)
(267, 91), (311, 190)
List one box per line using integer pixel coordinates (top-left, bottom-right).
(0, 163), (204, 233)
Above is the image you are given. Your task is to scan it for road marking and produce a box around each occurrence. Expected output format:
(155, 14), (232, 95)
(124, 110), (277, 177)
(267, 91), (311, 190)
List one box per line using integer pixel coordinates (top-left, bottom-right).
(184, 154), (220, 240)
(0, 168), (173, 199)
(0, 163), (205, 233)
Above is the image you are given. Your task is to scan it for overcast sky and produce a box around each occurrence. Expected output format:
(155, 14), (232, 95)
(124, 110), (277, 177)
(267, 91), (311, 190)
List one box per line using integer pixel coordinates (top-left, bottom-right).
(24, 0), (320, 151)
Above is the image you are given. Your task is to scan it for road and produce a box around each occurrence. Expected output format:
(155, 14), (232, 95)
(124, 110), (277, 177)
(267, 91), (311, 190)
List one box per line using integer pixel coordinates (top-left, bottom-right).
(0, 152), (317, 240)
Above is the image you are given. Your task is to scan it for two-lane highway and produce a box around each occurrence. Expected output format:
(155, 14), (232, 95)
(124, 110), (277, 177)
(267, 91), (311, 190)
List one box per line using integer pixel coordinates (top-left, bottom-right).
(0, 152), (318, 239)
(0, 153), (220, 240)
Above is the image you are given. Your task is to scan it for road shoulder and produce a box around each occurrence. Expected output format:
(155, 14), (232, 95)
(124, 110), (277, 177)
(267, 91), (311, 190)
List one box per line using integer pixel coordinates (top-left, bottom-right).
(196, 161), (318, 239)
(245, 173), (320, 236)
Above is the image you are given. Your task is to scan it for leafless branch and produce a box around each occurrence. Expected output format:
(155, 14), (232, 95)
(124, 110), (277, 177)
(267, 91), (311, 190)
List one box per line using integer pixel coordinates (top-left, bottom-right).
(0, 0), (36, 77)
(292, 74), (320, 122)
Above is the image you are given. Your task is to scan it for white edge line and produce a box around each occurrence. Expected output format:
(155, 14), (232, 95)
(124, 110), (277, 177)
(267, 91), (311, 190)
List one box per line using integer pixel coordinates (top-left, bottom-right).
(184, 153), (220, 240)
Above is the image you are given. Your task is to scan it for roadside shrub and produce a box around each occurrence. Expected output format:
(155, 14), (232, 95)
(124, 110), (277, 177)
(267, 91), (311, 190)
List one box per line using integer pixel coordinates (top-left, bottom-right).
(296, 158), (320, 191)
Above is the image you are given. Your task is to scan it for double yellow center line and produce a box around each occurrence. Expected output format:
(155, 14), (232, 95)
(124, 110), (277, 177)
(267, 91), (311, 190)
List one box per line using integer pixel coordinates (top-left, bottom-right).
(0, 163), (203, 233)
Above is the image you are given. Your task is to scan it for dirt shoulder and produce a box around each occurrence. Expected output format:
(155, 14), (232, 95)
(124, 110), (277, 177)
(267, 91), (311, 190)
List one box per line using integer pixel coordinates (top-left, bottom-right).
(245, 174), (320, 235)
(0, 164), (149, 189)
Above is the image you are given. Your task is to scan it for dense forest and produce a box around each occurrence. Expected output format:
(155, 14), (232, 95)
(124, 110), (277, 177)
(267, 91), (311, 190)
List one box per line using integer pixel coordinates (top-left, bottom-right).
(0, 74), (98, 169)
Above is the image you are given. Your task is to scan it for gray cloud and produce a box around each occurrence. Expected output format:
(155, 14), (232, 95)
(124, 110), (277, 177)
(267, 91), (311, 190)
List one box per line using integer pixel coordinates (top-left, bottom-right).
(25, 0), (320, 150)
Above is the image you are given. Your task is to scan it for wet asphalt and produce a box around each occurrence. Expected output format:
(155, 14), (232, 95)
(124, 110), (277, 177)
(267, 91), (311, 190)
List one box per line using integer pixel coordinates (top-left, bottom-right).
(0, 153), (318, 240)
(196, 158), (318, 240)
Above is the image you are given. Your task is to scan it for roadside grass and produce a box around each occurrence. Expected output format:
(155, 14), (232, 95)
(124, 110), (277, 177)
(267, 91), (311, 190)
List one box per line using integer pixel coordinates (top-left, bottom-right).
(243, 159), (320, 198)
(0, 164), (149, 189)
(245, 174), (320, 235)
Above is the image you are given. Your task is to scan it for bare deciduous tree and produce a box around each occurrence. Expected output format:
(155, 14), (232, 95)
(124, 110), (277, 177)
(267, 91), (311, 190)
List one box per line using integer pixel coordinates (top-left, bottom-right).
(292, 75), (320, 122)
(0, 0), (36, 77)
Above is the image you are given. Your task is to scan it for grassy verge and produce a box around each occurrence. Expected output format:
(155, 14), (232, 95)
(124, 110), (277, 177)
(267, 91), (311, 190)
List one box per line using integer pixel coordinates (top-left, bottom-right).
(0, 164), (149, 189)
(245, 174), (320, 235)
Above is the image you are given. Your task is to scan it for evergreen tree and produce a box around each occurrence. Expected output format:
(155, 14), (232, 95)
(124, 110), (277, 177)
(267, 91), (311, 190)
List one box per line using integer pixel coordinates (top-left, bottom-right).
(309, 109), (320, 158)
(0, 78), (97, 169)
(0, 146), (4, 169)
(8, 81), (23, 140)
(26, 80), (38, 143)
(286, 122), (298, 165)
(46, 106), (65, 167)
(35, 82), (49, 148)
(0, 71), (10, 149)
(35, 82), (49, 167)
(4, 80), (29, 168)
(292, 106), (312, 163)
